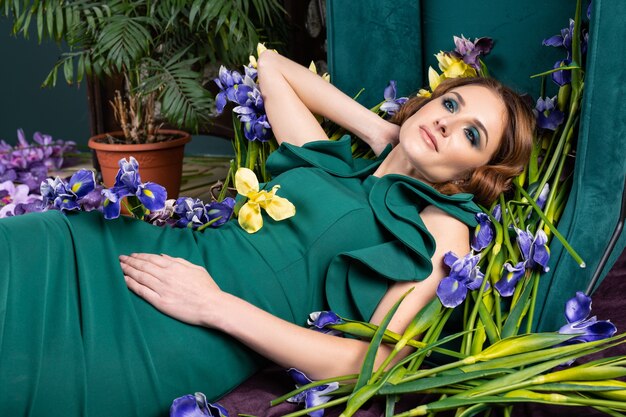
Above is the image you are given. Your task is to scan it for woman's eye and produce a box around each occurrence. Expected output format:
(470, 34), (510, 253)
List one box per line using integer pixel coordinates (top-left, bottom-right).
(464, 127), (480, 148)
(443, 98), (458, 113)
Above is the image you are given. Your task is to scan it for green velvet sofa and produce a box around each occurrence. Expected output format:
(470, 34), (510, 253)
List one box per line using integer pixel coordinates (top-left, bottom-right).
(326, 0), (626, 332)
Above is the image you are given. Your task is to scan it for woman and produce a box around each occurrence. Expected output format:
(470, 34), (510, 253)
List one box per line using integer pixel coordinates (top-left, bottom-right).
(0, 51), (534, 416)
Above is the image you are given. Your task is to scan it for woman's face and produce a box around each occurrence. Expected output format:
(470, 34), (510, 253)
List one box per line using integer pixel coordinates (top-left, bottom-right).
(399, 85), (506, 184)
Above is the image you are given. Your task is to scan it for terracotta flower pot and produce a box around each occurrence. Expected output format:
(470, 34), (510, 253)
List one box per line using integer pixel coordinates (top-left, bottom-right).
(88, 130), (191, 199)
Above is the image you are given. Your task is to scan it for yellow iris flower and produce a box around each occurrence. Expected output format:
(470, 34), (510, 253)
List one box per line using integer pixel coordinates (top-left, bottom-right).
(235, 168), (296, 233)
(249, 43), (277, 68)
(308, 61), (331, 82)
(418, 67), (444, 98)
(435, 51), (477, 78)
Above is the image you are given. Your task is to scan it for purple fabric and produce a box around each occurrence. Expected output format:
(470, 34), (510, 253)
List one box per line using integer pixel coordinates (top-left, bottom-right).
(218, 247), (626, 416)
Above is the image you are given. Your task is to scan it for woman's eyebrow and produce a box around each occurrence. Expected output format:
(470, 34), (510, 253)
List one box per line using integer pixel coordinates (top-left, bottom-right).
(451, 91), (489, 148)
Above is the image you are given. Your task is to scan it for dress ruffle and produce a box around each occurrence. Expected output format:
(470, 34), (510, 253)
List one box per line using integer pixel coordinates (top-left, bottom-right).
(267, 136), (482, 321)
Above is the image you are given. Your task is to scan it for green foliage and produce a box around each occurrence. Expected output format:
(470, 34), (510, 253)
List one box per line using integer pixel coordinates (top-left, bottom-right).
(0, 0), (284, 136)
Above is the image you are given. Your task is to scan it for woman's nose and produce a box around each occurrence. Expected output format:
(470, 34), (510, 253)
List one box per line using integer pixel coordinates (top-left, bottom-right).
(435, 118), (449, 137)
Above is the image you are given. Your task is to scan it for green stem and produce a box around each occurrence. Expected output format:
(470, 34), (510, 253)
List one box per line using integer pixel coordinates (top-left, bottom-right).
(514, 182), (585, 268)
(464, 259), (495, 356)
(271, 374), (357, 406)
(408, 309), (454, 372)
(525, 89), (580, 221)
(494, 291), (502, 334)
(537, 141), (571, 234)
(499, 194), (518, 263)
(281, 396), (349, 417)
(525, 271), (541, 334)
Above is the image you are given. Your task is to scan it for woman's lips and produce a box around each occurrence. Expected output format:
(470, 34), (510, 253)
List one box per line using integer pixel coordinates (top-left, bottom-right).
(420, 126), (439, 152)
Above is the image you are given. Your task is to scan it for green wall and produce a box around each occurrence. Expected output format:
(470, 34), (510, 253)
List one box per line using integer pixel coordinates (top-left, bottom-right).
(0, 17), (90, 147)
(0, 18), (234, 156)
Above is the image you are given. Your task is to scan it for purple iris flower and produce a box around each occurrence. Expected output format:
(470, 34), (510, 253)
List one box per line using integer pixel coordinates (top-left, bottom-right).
(542, 19), (587, 86)
(471, 212), (495, 252)
(205, 197), (235, 227)
(102, 157), (167, 219)
(436, 252), (486, 308)
(534, 96), (565, 131)
(170, 392), (228, 417)
(558, 292), (617, 343)
(173, 197), (234, 229)
(307, 311), (343, 335)
(13, 199), (46, 215)
(79, 185), (105, 212)
(214, 66), (245, 114)
(145, 199), (177, 227)
(241, 113), (272, 142)
(515, 227), (550, 272)
(450, 35), (494, 71)
(379, 80), (408, 117)
(41, 169), (96, 212)
(494, 261), (526, 297)
(215, 64), (273, 142)
(174, 197), (209, 229)
(234, 84), (273, 142)
(543, 19), (574, 56)
(286, 368), (339, 417)
(551, 59), (572, 86)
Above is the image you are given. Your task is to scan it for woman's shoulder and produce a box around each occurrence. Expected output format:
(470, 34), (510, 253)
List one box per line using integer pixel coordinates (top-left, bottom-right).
(420, 204), (470, 249)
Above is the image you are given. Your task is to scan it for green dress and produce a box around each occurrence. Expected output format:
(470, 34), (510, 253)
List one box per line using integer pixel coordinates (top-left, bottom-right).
(0, 137), (480, 416)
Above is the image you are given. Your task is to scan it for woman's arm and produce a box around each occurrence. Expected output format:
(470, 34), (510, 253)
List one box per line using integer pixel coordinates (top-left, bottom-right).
(258, 50), (399, 155)
(120, 207), (469, 380)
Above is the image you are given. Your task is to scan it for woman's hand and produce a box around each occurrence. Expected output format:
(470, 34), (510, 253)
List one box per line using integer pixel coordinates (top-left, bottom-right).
(119, 253), (222, 327)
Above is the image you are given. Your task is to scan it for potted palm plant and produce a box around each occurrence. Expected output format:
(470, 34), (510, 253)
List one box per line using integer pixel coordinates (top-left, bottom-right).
(1, 0), (284, 197)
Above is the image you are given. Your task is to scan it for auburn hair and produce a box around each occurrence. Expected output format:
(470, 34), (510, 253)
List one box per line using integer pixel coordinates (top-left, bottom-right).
(390, 77), (536, 206)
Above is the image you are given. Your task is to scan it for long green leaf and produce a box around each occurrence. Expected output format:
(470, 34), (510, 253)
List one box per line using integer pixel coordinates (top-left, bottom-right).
(352, 289), (412, 393)
(378, 368), (513, 395)
(501, 274), (535, 338)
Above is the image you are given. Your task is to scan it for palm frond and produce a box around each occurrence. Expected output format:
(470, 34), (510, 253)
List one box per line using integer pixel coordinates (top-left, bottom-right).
(142, 54), (214, 132)
(94, 15), (153, 72)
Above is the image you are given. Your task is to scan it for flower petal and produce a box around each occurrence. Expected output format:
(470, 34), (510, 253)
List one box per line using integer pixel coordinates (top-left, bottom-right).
(287, 368), (313, 386)
(235, 168), (259, 196)
(383, 80), (397, 101)
(263, 195), (295, 221)
(564, 291), (592, 324)
(436, 276), (468, 308)
(102, 192), (122, 220)
(495, 262), (526, 297)
(137, 182), (167, 212)
(471, 212), (494, 251)
(515, 227), (533, 261)
(304, 382), (339, 417)
(69, 169), (96, 199)
(307, 311), (342, 329)
(532, 229), (551, 272)
(238, 201), (263, 233)
(443, 251), (459, 268)
(205, 198), (235, 227)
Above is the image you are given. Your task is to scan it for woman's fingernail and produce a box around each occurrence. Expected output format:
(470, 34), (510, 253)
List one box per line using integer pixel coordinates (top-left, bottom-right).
(119, 255), (128, 261)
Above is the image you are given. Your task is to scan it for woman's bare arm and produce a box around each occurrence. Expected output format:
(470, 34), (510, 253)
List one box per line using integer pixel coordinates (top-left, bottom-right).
(120, 207), (468, 380)
(258, 50), (399, 155)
